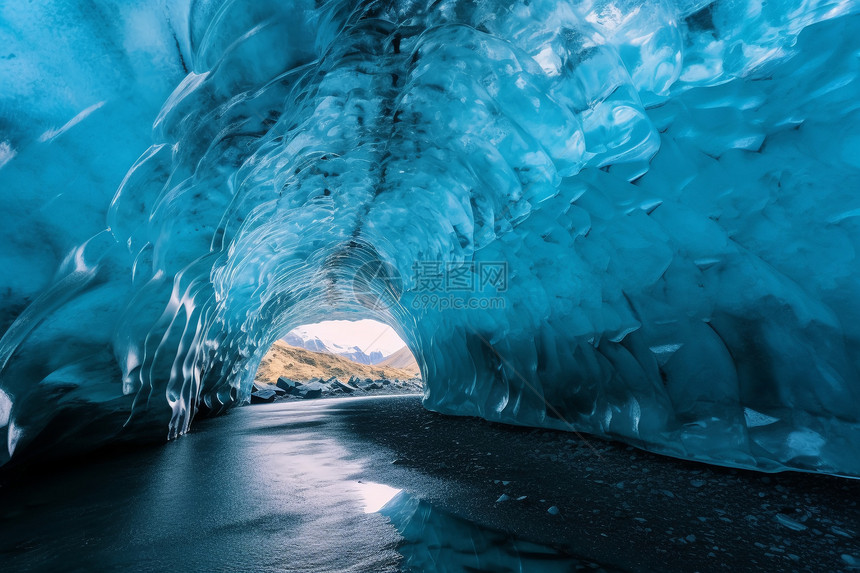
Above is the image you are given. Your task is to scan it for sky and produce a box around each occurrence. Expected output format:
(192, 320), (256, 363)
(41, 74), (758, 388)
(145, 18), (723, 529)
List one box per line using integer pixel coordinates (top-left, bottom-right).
(288, 319), (406, 356)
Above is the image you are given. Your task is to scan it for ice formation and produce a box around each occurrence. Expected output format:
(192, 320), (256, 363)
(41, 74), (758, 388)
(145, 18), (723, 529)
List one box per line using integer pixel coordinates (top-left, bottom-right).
(1, 0), (860, 475)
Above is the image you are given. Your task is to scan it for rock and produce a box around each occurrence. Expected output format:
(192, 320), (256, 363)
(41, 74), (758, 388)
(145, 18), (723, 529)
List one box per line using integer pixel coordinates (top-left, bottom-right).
(255, 382), (286, 396)
(832, 526), (855, 538)
(332, 379), (355, 393)
(297, 382), (324, 399)
(347, 376), (360, 388)
(276, 377), (302, 392)
(547, 506), (560, 515)
(775, 514), (807, 531)
(250, 389), (277, 404)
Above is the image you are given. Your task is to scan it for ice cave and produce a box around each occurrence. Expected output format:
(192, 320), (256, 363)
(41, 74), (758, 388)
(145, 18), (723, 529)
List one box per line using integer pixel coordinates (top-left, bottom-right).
(2, 0), (860, 480)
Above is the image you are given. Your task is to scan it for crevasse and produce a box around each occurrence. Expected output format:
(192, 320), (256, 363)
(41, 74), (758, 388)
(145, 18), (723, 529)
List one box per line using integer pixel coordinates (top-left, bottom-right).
(1, 0), (860, 475)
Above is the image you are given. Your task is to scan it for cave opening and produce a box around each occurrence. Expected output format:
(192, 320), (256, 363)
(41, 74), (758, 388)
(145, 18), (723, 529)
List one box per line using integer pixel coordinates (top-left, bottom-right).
(251, 318), (423, 401)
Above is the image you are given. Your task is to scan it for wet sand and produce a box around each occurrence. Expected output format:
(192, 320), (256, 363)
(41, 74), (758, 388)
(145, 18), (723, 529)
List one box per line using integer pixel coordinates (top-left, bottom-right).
(0, 395), (857, 572)
(338, 397), (860, 572)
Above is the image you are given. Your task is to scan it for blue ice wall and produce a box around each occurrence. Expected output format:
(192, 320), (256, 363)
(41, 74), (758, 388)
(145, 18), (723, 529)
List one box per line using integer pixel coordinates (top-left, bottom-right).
(1, 0), (859, 475)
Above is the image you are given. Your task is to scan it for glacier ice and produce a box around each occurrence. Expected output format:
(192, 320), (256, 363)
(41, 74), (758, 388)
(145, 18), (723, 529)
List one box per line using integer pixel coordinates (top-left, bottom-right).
(1, 0), (860, 475)
(381, 492), (586, 570)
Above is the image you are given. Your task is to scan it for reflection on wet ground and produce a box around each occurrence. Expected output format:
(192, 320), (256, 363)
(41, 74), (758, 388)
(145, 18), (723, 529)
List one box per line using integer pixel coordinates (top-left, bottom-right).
(1, 395), (858, 571)
(0, 396), (605, 572)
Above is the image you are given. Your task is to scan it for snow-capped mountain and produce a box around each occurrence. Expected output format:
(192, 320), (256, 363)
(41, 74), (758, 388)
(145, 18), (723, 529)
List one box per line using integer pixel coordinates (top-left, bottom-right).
(282, 331), (386, 365)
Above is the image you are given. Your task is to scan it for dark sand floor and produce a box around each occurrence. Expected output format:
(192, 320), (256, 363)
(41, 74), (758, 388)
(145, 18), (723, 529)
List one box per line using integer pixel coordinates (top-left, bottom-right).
(0, 395), (857, 572)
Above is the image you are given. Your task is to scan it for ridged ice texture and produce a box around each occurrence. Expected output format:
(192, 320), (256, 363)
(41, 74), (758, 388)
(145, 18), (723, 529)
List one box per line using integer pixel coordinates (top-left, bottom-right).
(1, 0), (860, 474)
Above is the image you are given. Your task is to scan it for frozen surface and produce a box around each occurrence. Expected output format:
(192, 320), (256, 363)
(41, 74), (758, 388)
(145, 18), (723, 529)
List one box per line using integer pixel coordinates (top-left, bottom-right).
(1, 0), (860, 475)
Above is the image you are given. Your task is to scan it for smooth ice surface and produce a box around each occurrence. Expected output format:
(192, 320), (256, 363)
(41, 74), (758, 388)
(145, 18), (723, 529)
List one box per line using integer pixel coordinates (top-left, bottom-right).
(1, 0), (860, 475)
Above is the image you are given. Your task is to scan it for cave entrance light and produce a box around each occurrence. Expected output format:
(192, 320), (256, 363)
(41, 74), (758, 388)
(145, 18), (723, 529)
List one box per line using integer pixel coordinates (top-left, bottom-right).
(253, 319), (423, 394)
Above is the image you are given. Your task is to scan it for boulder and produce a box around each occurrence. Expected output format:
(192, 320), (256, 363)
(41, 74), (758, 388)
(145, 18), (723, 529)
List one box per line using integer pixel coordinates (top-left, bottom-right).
(255, 382), (286, 396)
(332, 379), (355, 393)
(250, 389), (277, 404)
(297, 382), (324, 399)
(276, 377), (302, 393)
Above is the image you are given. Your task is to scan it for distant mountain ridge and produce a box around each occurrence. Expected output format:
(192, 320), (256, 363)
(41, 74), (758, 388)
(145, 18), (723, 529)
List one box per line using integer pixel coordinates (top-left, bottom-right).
(282, 331), (385, 365)
(377, 346), (420, 376)
(256, 341), (418, 386)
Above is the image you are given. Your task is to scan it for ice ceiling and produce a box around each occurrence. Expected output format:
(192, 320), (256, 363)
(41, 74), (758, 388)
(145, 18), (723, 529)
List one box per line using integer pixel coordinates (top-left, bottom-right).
(1, 0), (859, 475)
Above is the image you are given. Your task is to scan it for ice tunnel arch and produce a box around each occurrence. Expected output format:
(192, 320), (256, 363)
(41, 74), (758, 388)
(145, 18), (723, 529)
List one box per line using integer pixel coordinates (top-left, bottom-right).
(1, 0), (860, 476)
